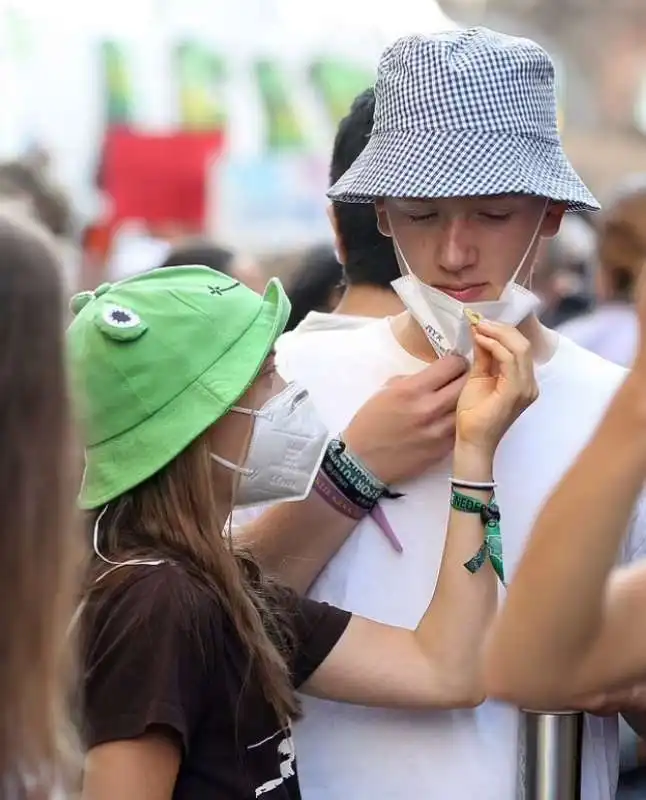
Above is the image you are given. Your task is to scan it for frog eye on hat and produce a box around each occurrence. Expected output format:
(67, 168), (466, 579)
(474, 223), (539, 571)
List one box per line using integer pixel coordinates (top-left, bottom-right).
(103, 304), (140, 328)
(95, 304), (148, 341)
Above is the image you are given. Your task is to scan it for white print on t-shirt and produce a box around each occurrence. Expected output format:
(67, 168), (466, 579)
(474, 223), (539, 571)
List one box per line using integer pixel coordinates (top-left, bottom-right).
(249, 727), (296, 797)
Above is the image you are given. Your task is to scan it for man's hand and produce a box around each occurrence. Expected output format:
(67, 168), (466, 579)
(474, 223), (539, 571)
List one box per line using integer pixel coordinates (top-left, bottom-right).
(343, 355), (468, 485)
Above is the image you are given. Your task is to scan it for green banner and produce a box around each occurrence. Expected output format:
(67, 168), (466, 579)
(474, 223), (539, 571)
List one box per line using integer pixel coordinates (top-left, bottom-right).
(255, 60), (307, 151)
(101, 41), (135, 126)
(174, 42), (227, 130)
(310, 59), (373, 126)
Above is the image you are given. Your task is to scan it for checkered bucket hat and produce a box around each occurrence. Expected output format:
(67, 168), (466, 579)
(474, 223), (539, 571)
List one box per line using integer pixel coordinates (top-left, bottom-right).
(328, 27), (599, 212)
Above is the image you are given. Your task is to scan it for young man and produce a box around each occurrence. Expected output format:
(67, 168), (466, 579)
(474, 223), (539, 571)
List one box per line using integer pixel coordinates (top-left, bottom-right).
(277, 87), (403, 348)
(268, 28), (646, 800)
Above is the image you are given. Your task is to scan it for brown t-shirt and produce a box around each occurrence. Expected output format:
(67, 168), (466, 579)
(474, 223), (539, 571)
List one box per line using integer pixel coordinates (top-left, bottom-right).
(82, 563), (351, 799)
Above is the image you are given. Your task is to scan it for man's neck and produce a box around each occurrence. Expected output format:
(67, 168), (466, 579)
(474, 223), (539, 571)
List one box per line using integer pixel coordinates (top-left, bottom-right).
(391, 311), (558, 365)
(334, 285), (404, 319)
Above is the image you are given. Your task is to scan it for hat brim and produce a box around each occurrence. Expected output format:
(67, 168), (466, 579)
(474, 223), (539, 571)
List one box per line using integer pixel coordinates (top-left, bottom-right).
(79, 277), (291, 510)
(328, 128), (600, 212)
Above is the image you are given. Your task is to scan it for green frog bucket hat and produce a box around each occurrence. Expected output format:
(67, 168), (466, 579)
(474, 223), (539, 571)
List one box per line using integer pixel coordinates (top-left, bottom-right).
(67, 265), (291, 509)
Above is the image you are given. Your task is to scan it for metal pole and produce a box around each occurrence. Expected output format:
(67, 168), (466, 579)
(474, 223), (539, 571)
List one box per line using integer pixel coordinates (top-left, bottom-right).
(517, 710), (584, 800)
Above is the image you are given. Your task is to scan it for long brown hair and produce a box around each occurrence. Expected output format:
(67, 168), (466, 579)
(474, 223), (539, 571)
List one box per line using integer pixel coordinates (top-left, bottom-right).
(84, 433), (300, 726)
(0, 213), (81, 793)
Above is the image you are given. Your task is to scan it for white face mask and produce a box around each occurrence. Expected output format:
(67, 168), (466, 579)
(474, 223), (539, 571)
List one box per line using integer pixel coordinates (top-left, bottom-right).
(390, 199), (549, 358)
(211, 382), (330, 508)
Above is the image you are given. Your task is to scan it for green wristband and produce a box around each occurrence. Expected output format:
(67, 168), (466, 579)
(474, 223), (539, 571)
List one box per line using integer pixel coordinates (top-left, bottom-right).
(450, 488), (505, 585)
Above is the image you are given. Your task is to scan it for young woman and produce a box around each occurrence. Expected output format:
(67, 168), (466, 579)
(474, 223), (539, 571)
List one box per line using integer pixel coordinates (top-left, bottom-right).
(69, 265), (537, 800)
(484, 265), (646, 710)
(0, 212), (80, 797)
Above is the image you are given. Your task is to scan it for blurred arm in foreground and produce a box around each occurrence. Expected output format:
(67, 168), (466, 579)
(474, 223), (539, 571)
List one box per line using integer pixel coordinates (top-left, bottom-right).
(484, 275), (646, 709)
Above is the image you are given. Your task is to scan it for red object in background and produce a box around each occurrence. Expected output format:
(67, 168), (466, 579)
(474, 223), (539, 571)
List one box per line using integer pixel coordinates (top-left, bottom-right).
(101, 127), (225, 227)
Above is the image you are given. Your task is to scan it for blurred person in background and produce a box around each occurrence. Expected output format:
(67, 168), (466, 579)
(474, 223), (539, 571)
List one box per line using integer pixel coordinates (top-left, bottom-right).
(279, 88), (403, 348)
(558, 175), (646, 367)
(327, 88), (403, 322)
(0, 156), (80, 294)
(534, 213), (595, 329)
(0, 212), (81, 797)
(158, 237), (266, 293)
(0, 157), (75, 240)
(284, 244), (343, 332)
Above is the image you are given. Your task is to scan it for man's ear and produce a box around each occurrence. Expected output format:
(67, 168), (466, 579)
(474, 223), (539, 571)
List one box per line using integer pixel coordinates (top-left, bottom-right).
(375, 199), (392, 238)
(541, 202), (567, 239)
(326, 204), (347, 265)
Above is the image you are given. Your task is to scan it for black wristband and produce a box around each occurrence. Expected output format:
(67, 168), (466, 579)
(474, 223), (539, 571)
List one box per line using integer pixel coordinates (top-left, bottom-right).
(321, 449), (378, 511)
(321, 438), (407, 510)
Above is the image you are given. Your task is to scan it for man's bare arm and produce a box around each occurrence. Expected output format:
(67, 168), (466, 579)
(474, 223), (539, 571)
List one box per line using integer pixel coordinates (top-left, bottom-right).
(236, 490), (360, 593)
(238, 355), (467, 592)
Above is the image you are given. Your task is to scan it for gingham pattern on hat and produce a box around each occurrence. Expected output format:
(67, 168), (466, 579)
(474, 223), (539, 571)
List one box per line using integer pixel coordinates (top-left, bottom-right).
(328, 27), (599, 211)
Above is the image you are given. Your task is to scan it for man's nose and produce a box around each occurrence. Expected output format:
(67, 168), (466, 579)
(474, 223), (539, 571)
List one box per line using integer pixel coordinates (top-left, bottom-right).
(437, 217), (476, 273)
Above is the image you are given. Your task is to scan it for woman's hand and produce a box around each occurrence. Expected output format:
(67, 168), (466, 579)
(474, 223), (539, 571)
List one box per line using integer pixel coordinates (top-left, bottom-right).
(456, 319), (538, 454)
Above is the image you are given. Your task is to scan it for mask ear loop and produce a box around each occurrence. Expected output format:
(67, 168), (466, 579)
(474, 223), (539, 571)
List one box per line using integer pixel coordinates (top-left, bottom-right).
(511, 198), (551, 289)
(210, 452), (255, 477)
(66, 505), (168, 639)
(93, 504), (166, 570)
(209, 400), (269, 477)
(230, 406), (260, 416)
(392, 234), (415, 279)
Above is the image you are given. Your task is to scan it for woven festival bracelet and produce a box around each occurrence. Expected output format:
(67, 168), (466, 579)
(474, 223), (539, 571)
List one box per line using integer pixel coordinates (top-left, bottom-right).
(321, 438), (403, 511)
(313, 471), (367, 521)
(314, 438), (405, 554)
(321, 455), (377, 511)
(450, 488), (505, 585)
(313, 471), (404, 553)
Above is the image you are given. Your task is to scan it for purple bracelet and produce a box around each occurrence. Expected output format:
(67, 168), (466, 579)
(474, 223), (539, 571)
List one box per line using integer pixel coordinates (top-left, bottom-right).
(313, 472), (403, 553)
(313, 471), (365, 520)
